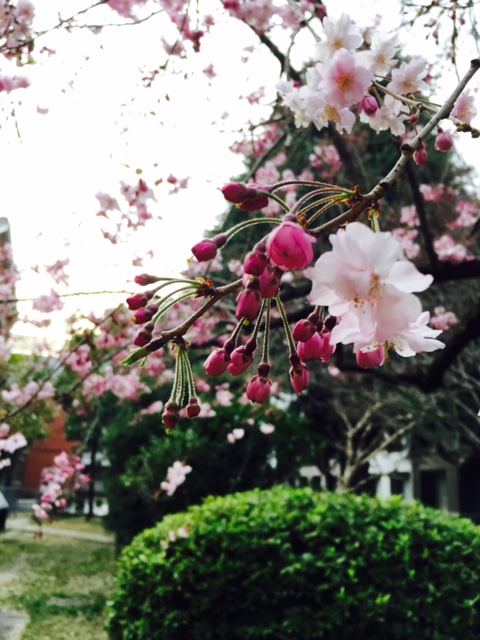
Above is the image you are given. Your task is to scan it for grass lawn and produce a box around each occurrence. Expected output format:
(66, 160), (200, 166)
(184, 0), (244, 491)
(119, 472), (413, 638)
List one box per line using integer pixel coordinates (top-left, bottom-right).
(0, 520), (116, 640)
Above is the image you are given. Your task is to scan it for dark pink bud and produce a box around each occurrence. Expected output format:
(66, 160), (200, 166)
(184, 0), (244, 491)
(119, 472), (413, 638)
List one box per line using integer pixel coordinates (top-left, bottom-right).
(204, 348), (230, 376)
(319, 330), (336, 363)
(292, 319), (316, 343)
(266, 221), (316, 271)
(126, 291), (153, 310)
(134, 273), (161, 286)
(192, 239), (217, 262)
(221, 182), (269, 211)
(297, 333), (324, 362)
(290, 362), (310, 395)
(246, 374), (272, 404)
(162, 401), (179, 430)
(134, 323), (154, 347)
(187, 397), (201, 418)
(356, 345), (385, 369)
(244, 249), (268, 276)
(434, 131), (453, 152)
(359, 95), (378, 117)
(235, 289), (261, 321)
(323, 315), (337, 332)
(228, 346), (255, 376)
(133, 305), (158, 325)
(221, 182), (248, 203)
(258, 265), (282, 299)
(413, 145), (428, 166)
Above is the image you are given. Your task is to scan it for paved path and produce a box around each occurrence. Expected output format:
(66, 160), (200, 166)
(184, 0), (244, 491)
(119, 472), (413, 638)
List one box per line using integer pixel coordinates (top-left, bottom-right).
(1, 515), (114, 639)
(5, 516), (114, 544)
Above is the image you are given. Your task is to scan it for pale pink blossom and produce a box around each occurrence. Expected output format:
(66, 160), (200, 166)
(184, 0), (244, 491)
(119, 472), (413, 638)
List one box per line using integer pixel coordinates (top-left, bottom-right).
(215, 388), (234, 406)
(308, 222), (438, 354)
(452, 89), (477, 124)
(318, 49), (372, 109)
(434, 235), (471, 263)
(227, 428), (245, 443)
(0, 432), (27, 453)
(387, 57), (429, 96)
(161, 461), (192, 496)
(392, 228), (420, 259)
(140, 400), (164, 415)
(449, 200), (478, 229)
(362, 32), (399, 75)
(315, 13), (363, 61)
(361, 95), (407, 135)
(430, 306), (459, 331)
(259, 423), (275, 435)
(400, 205), (420, 227)
(32, 290), (64, 313)
(391, 312), (444, 357)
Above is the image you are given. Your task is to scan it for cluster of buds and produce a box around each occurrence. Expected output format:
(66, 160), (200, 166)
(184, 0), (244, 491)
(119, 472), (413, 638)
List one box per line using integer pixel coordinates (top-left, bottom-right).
(123, 173), (443, 431)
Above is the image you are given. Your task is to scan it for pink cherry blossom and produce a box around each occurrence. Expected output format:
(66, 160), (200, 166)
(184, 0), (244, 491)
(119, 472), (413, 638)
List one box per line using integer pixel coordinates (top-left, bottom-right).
(387, 56), (429, 95)
(315, 13), (363, 61)
(391, 312), (445, 357)
(434, 234), (471, 263)
(308, 222), (438, 354)
(32, 290), (64, 313)
(452, 89), (477, 124)
(430, 306), (459, 331)
(319, 49), (372, 109)
(161, 461), (192, 496)
(259, 423), (275, 435)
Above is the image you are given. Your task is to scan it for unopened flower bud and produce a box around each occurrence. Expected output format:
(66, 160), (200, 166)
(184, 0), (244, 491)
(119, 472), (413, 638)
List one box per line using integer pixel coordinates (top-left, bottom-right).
(246, 370), (272, 405)
(221, 182), (269, 211)
(187, 397), (201, 418)
(162, 401), (179, 430)
(359, 95), (378, 117)
(126, 290), (154, 310)
(297, 333), (324, 362)
(134, 322), (154, 347)
(134, 273), (161, 286)
(204, 348), (230, 376)
(413, 144), (428, 166)
(258, 265), (282, 299)
(235, 289), (261, 321)
(228, 345), (255, 376)
(290, 361), (310, 395)
(356, 345), (385, 369)
(323, 315), (337, 332)
(292, 318), (316, 343)
(434, 130), (453, 152)
(244, 248), (268, 276)
(133, 304), (158, 325)
(191, 239), (218, 262)
(266, 221), (316, 271)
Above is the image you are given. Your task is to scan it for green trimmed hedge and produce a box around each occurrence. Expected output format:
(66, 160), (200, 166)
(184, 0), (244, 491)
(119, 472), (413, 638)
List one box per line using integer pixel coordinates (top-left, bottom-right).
(108, 487), (480, 639)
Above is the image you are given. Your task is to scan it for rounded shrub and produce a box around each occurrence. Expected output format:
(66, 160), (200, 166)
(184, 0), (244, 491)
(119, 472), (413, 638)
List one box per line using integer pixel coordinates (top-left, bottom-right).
(108, 487), (480, 640)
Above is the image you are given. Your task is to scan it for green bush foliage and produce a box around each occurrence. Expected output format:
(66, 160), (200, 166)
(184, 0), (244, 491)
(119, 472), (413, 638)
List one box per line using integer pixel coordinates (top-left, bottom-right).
(108, 487), (480, 640)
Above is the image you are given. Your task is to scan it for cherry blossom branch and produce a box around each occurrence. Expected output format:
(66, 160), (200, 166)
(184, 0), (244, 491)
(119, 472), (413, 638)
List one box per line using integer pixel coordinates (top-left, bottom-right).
(309, 58), (480, 237)
(3, 305), (123, 422)
(285, 0), (321, 42)
(0, 290), (133, 304)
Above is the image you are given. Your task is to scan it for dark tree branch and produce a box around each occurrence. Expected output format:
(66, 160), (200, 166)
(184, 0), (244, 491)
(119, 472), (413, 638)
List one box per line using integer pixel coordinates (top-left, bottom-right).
(404, 162), (440, 270)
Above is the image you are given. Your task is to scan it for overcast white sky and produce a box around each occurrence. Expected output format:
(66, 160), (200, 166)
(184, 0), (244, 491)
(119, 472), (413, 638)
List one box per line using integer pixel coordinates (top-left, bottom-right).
(2, 0), (480, 344)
